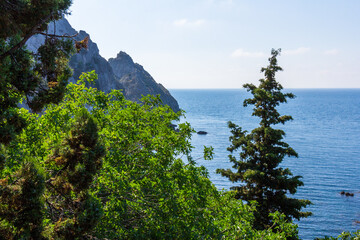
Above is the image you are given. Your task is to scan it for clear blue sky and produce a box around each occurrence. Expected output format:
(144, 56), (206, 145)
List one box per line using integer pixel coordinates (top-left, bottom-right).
(67, 0), (360, 89)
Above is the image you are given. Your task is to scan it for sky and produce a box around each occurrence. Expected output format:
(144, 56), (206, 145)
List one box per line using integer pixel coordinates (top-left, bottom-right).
(67, 0), (360, 89)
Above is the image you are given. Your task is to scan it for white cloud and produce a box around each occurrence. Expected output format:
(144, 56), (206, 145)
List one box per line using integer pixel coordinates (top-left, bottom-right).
(324, 49), (339, 55)
(173, 19), (206, 27)
(283, 47), (310, 56)
(231, 49), (265, 58)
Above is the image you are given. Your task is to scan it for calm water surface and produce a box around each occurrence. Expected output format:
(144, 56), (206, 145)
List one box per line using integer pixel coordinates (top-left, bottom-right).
(170, 89), (360, 240)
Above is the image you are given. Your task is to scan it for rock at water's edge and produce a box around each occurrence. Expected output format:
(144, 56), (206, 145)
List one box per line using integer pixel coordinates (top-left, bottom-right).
(197, 131), (208, 135)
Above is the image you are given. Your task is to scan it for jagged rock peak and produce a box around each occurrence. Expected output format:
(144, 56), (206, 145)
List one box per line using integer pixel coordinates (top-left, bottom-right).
(26, 17), (180, 112)
(110, 51), (134, 64)
(109, 51), (180, 112)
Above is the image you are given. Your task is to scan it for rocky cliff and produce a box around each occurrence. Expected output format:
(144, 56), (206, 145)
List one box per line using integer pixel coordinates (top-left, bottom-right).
(109, 52), (179, 112)
(26, 18), (179, 112)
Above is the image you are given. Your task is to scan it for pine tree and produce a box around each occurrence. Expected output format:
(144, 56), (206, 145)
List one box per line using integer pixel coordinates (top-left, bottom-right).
(0, 0), (74, 144)
(0, 1), (98, 238)
(0, 161), (45, 239)
(217, 49), (311, 229)
(45, 110), (104, 239)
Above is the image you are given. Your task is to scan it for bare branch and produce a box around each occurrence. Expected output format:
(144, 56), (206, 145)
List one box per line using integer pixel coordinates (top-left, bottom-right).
(0, 13), (53, 61)
(34, 31), (78, 39)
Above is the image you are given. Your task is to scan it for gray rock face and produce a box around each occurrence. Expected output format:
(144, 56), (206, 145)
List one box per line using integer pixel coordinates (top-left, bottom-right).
(69, 30), (122, 92)
(109, 52), (180, 112)
(26, 19), (122, 92)
(26, 17), (179, 112)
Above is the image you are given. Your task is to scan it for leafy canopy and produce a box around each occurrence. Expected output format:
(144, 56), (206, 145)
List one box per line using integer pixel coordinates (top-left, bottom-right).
(0, 1), (308, 238)
(2, 71), (300, 239)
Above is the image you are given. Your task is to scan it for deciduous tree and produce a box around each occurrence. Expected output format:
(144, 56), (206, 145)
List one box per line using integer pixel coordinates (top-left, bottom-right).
(6, 71), (300, 239)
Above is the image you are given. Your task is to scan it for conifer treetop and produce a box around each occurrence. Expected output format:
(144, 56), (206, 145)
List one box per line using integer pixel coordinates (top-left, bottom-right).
(217, 48), (312, 230)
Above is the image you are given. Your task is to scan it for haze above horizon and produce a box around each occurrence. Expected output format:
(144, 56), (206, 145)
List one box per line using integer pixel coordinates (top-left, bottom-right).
(68, 0), (360, 89)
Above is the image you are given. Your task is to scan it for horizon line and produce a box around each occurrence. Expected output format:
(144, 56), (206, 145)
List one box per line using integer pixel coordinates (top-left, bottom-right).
(168, 87), (360, 90)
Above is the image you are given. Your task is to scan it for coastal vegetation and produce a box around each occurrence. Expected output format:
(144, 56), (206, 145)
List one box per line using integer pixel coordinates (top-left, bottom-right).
(0, 71), (299, 239)
(0, 0), (74, 145)
(0, 1), (358, 239)
(217, 49), (312, 230)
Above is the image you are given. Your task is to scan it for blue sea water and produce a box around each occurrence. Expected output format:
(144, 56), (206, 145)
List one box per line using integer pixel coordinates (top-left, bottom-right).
(170, 89), (360, 240)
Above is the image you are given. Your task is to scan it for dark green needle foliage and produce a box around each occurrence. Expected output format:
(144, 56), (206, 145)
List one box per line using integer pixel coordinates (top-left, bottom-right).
(0, 161), (45, 240)
(0, 1), (77, 238)
(0, 0), (74, 145)
(217, 49), (312, 230)
(44, 110), (104, 239)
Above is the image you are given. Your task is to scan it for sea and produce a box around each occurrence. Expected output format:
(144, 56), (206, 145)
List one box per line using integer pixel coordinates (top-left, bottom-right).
(170, 89), (360, 240)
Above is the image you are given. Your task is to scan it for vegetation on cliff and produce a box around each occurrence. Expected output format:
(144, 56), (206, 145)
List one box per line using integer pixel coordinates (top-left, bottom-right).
(0, 2), (355, 239)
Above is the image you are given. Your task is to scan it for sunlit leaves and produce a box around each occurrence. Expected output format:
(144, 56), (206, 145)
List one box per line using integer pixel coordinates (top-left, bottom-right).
(2, 71), (301, 239)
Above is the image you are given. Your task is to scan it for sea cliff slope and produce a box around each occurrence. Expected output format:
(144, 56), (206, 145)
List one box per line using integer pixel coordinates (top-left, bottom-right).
(26, 18), (180, 112)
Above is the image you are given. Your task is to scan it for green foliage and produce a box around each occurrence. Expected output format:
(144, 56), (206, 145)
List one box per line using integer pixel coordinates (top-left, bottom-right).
(204, 146), (215, 160)
(206, 192), (299, 239)
(0, 0), (74, 145)
(0, 161), (45, 240)
(315, 230), (360, 240)
(44, 110), (105, 239)
(217, 49), (312, 230)
(0, 2), (76, 238)
(2, 71), (300, 239)
(0, 2), (305, 238)
(28, 36), (74, 113)
(0, 0), (72, 39)
(0, 102), (104, 239)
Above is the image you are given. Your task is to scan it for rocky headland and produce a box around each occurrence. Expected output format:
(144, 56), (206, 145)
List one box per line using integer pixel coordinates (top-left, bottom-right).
(26, 18), (179, 112)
